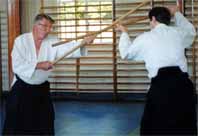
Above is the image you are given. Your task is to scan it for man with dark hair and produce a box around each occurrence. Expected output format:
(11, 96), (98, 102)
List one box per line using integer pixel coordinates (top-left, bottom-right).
(116, 6), (197, 135)
(2, 13), (95, 135)
(148, 6), (171, 26)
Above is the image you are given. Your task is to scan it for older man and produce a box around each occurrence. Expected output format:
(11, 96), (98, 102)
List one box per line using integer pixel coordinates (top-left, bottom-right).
(3, 13), (95, 135)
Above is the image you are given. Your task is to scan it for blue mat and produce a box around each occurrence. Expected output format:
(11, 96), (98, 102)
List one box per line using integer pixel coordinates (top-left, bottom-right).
(54, 101), (144, 136)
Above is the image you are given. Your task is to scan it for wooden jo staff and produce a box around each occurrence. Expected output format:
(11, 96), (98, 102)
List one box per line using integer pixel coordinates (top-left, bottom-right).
(52, 16), (147, 65)
(52, 0), (150, 65)
(53, 0), (150, 47)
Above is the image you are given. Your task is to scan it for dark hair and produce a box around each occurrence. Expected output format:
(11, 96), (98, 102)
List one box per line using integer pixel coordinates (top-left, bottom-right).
(148, 7), (171, 25)
(34, 13), (55, 24)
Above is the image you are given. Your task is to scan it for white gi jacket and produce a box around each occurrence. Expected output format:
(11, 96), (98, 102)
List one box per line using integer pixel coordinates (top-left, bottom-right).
(12, 32), (87, 85)
(118, 12), (196, 78)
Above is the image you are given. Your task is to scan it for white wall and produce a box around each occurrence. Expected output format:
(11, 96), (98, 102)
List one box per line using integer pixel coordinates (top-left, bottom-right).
(20, 0), (41, 33)
(0, 0), (9, 91)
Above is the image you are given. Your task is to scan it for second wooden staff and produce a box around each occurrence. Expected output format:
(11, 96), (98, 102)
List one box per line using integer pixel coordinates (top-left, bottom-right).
(52, 16), (147, 65)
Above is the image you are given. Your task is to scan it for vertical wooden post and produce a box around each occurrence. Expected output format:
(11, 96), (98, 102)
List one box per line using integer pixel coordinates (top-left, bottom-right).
(190, 0), (196, 88)
(75, 0), (80, 95)
(7, 0), (20, 87)
(178, 0), (196, 88)
(151, 0), (154, 8)
(112, 0), (118, 101)
(40, 0), (44, 13)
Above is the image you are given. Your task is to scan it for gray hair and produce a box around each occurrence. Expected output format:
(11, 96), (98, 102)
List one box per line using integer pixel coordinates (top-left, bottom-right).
(34, 13), (55, 24)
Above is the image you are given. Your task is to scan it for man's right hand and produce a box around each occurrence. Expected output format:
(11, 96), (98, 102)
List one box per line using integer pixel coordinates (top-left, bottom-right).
(115, 24), (128, 33)
(167, 5), (179, 16)
(82, 35), (96, 45)
(36, 61), (53, 71)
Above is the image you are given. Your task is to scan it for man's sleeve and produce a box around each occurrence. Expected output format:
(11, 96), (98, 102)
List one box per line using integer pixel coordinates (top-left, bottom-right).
(174, 12), (196, 48)
(118, 32), (145, 61)
(12, 38), (37, 78)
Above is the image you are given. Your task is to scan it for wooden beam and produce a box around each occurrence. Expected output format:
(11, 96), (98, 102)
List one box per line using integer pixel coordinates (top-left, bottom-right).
(112, 0), (118, 100)
(41, 4), (113, 10)
(40, 0), (44, 13)
(190, 0), (196, 87)
(7, 0), (20, 87)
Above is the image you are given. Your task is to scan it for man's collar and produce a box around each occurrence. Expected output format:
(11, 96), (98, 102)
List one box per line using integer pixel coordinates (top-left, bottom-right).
(154, 23), (167, 29)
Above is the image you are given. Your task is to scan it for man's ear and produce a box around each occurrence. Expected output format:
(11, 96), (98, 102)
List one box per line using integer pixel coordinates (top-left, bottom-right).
(152, 16), (156, 22)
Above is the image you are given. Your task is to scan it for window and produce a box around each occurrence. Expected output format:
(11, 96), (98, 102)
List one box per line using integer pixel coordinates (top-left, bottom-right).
(16, 0), (198, 95)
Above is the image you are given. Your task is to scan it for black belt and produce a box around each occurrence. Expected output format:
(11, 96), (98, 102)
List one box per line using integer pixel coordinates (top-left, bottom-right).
(15, 74), (49, 88)
(152, 66), (188, 82)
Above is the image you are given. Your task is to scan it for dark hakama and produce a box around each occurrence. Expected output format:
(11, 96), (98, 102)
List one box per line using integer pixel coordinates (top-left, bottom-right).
(140, 67), (197, 135)
(2, 75), (55, 135)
